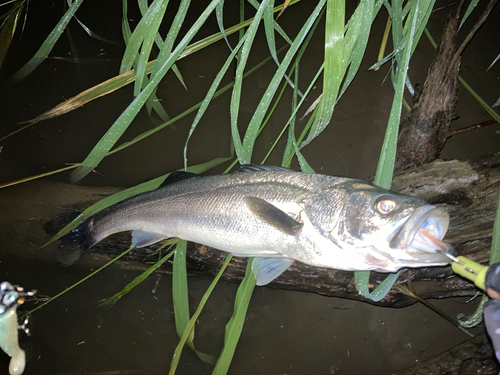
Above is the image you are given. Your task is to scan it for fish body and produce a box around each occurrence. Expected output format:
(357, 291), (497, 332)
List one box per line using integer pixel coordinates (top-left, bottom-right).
(62, 165), (451, 285)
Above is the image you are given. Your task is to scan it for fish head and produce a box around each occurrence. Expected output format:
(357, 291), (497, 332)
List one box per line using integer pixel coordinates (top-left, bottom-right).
(336, 183), (452, 271)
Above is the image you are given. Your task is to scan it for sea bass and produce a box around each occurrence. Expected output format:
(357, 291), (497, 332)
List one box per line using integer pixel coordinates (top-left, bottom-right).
(61, 165), (452, 285)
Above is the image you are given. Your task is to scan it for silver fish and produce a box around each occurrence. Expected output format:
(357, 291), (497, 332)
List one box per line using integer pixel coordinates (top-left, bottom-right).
(61, 165), (452, 285)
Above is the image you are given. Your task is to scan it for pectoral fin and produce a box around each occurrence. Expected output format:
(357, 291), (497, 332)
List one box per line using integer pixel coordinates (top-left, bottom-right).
(245, 196), (303, 235)
(252, 257), (295, 286)
(131, 230), (166, 248)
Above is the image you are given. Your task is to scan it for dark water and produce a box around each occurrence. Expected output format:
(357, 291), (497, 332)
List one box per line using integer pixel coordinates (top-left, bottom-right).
(0, 0), (499, 373)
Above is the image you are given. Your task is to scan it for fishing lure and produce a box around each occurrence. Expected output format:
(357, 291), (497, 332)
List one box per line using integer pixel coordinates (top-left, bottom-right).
(0, 282), (34, 375)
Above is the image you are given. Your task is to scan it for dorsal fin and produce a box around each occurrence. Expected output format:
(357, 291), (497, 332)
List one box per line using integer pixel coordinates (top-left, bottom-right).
(245, 196), (303, 235)
(160, 171), (200, 187)
(236, 164), (293, 173)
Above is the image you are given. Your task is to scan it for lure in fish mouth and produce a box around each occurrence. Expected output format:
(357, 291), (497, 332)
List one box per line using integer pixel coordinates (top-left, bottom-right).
(365, 204), (453, 271)
(390, 205), (451, 260)
(56, 164), (454, 285)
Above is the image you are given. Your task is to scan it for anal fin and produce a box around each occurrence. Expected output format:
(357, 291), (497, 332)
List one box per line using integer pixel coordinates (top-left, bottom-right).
(252, 257), (295, 286)
(131, 230), (166, 248)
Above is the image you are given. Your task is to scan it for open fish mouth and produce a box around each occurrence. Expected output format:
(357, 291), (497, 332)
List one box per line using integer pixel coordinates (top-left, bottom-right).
(389, 205), (453, 264)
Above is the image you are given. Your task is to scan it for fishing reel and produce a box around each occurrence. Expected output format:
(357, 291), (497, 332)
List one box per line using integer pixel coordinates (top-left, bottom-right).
(0, 282), (36, 375)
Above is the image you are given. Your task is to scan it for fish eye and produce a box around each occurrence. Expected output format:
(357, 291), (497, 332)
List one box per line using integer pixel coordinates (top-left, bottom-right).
(374, 197), (396, 215)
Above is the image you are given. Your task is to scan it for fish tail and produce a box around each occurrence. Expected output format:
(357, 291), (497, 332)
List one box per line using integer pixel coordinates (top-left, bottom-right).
(49, 212), (98, 266)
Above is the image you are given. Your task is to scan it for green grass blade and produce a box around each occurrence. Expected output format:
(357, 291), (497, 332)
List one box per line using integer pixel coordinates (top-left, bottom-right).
(230, 0), (272, 162)
(99, 240), (178, 308)
(458, 76), (500, 124)
(282, 64), (324, 167)
(299, 0), (344, 148)
(15, 1), (301, 128)
(355, 0), (421, 302)
(215, 0), (230, 48)
(212, 259), (256, 375)
(133, 8), (166, 96)
(20, 247), (135, 319)
(239, 0), (327, 164)
(375, 0), (419, 188)
(0, 0), (25, 70)
(1, 53), (275, 189)
(70, 0), (223, 183)
(120, 0), (168, 74)
(184, 35), (246, 169)
(172, 241), (192, 341)
(487, 52), (500, 71)
(12, 0), (84, 82)
(150, 0), (190, 81)
(338, 0), (376, 99)
(169, 254), (233, 374)
(171, 240), (216, 364)
(459, 0), (480, 30)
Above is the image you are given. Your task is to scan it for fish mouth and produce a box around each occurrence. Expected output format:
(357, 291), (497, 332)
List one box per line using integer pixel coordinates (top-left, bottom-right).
(389, 205), (453, 264)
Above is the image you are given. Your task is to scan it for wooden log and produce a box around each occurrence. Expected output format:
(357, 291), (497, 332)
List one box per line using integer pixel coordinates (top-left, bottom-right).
(395, 4), (462, 169)
(392, 333), (497, 375)
(0, 154), (499, 307)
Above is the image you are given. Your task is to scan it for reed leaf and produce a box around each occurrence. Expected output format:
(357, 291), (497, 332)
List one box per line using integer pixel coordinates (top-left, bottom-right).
(230, 0), (272, 162)
(12, 0), (84, 81)
(20, 247), (135, 319)
(172, 241), (192, 342)
(119, 0), (168, 75)
(459, 0), (480, 30)
(0, 0), (25, 70)
(212, 259), (256, 375)
(7, 0), (301, 131)
(99, 240), (178, 308)
(184, 36), (247, 169)
(238, 0), (327, 164)
(172, 240), (216, 364)
(355, 0), (422, 302)
(149, 0), (190, 91)
(121, 0), (170, 123)
(487, 52), (500, 71)
(169, 254), (233, 374)
(70, 0), (223, 183)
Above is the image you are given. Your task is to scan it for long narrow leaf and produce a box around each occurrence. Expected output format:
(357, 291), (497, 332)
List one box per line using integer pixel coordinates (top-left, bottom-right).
(184, 36), (246, 169)
(172, 241), (192, 341)
(355, 0), (421, 302)
(300, 0), (345, 147)
(230, 0), (272, 161)
(212, 259), (256, 374)
(100, 240), (178, 308)
(70, 0), (223, 183)
(12, 0), (84, 81)
(239, 0), (327, 163)
(169, 255), (233, 374)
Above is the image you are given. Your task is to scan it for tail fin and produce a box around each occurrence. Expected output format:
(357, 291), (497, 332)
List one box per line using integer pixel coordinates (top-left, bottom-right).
(43, 212), (96, 266)
(57, 220), (94, 266)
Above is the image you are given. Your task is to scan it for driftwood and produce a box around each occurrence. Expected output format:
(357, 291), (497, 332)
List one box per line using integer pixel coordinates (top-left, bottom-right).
(392, 333), (498, 375)
(395, 4), (462, 169)
(0, 154), (499, 308)
(394, 0), (498, 170)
